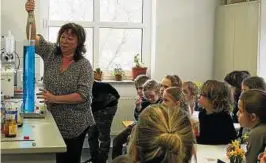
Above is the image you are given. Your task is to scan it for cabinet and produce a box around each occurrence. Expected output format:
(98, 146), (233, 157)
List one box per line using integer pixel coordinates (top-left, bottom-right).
(214, 1), (259, 80)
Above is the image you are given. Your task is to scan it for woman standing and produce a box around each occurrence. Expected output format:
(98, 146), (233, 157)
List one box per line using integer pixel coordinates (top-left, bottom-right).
(25, 1), (95, 163)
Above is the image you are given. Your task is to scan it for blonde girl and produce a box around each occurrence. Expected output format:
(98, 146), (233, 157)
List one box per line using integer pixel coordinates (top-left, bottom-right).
(128, 104), (195, 163)
(162, 87), (188, 113)
(160, 75), (182, 96)
(183, 81), (200, 114)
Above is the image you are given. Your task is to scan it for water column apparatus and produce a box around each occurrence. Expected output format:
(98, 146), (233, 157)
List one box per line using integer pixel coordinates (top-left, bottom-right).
(23, 9), (35, 113)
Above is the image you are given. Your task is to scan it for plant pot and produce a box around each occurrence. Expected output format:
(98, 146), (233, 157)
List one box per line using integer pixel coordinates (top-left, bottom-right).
(94, 72), (103, 81)
(115, 74), (122, 81)
(132, 67), (147, 80)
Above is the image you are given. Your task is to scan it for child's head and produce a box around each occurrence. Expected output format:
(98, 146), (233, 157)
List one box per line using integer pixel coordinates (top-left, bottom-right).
(199, 80), (233, 113)
(237, 89), (266, 128)
(128, 104), (194, 163)
(134, 74), (150, 98)
(160, 75), (182, 96)
(143, 79), (161, 103)
(162, 87), (188, 112)
(183, 81), (199, 102)
(224, 70), (250, 103)
(241, 76), (266, 92)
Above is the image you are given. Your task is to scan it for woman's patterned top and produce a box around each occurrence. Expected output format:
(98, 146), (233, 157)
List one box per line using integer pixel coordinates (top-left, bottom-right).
(36, 35), (95, 139)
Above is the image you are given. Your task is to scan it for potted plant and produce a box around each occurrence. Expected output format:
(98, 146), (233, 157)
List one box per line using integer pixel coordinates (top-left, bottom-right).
(94, 68), (103, 81)
(113, 65), (125, 81)
(132, 54), (147, 80)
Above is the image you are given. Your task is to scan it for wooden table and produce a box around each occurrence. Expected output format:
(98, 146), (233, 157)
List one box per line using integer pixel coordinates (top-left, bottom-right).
(122, 121), (134, 128)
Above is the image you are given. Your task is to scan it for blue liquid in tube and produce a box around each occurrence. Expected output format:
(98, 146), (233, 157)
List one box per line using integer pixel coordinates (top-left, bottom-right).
(23, 42), (35, 113)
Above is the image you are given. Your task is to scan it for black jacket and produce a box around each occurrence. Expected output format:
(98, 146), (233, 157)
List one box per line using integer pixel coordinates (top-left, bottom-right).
(134, 98), (162, 121)
(91, 81), (120, 112)
(197, 109), (237, 145)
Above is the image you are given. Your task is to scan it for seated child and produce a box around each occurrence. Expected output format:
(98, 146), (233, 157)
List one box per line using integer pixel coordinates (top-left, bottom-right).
(237, 89), (266, 163)
(127, 104), (195, 163)
(112, 78), (161, 159)
(238, 76), (266, 138)
(86, 81), (120, 163)
(162, 86), (188, 112)
(162, 86), (199, 138)
(242, 76), (266, 92)
(197, 80), (237, 145)
(224, 71), (250, 123)
(183, 81), (201, 114)
(160, 74), (182, 96)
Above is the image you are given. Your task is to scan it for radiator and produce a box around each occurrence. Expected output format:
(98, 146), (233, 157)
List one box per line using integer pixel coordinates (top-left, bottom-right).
(111, 96), (136, 135)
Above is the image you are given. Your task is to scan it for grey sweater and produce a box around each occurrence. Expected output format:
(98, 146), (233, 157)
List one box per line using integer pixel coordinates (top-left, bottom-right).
(246, 123), (266, 163)
(36, 35), (95, 139)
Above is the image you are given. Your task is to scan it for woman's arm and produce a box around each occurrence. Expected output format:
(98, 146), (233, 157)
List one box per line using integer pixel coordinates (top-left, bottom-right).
(25, 0), (40, 45)
(38, 89), (84, 104)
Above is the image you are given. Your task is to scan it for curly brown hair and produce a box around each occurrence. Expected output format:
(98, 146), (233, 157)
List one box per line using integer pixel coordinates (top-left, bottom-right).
(200, 80), (233, 113)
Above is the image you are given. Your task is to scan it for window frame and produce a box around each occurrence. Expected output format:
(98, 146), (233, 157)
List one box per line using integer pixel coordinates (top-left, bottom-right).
(39, 0), (152, 80)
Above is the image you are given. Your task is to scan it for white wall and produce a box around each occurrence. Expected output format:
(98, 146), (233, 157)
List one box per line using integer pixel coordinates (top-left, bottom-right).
(1, 0), (42, 82)
(258, 0), (266, 79)
(214, 1), (259, 80)
(151, 0), (218, 82)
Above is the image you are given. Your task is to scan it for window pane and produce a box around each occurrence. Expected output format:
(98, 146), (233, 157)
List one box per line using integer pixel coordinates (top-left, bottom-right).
(100, 0), (143, 23)
(49, 0), (93, 21)
(48, 27), (93, 62)
(99, 28), (142, 71)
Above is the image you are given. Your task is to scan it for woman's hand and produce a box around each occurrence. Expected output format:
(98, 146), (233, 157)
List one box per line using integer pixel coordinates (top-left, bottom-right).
(25, 0), (35, 13)
(37, 89), (57, 103)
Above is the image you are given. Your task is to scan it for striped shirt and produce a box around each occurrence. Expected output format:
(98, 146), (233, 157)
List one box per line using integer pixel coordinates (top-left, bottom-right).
(36, 35), (95, 139)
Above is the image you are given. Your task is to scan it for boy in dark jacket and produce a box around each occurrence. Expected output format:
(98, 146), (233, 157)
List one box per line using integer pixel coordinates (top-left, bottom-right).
(112, 78), (163, 160)
(112, 75), (150, 159)
(86, 81), (120, 163)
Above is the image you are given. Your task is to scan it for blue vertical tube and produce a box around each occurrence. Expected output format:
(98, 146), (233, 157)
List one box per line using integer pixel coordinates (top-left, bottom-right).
(23, 40), (35, 113)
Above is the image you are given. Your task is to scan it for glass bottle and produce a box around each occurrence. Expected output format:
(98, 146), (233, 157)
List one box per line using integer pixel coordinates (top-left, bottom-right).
(4, 101), (17, 137)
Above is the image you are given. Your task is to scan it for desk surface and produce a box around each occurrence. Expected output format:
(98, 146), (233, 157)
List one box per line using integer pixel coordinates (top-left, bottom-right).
(194, 144), (228, 163)
(122, 121), (135, 127)
(1, 110), (66, 154)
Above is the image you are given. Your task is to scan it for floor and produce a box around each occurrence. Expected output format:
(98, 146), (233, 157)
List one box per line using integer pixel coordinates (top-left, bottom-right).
(81, 148), (113, 163)
(81, 136), (126, 163)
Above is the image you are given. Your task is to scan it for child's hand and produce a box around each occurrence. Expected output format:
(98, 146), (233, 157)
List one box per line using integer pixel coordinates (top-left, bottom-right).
(135, 97), (142, 111)
(191, 119), (199, 137)
(135, 96), (142, 105)
(258, 152), (266, 163)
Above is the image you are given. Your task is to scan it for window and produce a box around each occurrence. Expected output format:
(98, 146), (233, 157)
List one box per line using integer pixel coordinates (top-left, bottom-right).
(40, 0), (152, 79)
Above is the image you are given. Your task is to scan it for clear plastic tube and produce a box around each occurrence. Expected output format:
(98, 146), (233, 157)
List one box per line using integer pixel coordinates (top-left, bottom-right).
(23, 40), (35, 113)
